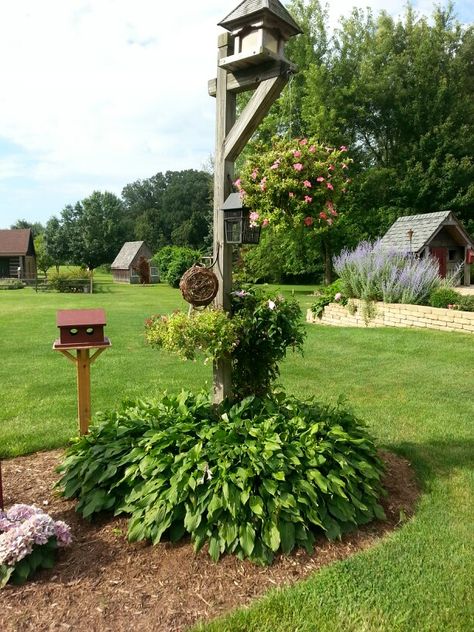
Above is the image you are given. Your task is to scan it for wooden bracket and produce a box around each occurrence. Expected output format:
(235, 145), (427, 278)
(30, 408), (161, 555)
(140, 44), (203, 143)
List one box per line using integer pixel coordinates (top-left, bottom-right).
(208, 59), (296, 97)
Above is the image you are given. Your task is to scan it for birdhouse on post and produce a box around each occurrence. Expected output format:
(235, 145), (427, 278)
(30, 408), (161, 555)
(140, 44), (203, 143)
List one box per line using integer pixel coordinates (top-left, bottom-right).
(53, 308), (111, 435)
(210, 0), (301, 404)
(218, 0), (302, 71)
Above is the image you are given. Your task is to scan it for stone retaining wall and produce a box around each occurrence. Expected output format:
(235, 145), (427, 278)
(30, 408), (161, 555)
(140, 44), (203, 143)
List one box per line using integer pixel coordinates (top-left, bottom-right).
(306, 299), (474, 333)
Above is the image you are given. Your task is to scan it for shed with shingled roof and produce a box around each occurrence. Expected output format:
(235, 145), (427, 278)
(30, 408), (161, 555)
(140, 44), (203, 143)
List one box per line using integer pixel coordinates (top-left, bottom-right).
(380, 211), (474, 285)
(0, 229), (36, 280)
(110, 241), (158, 284)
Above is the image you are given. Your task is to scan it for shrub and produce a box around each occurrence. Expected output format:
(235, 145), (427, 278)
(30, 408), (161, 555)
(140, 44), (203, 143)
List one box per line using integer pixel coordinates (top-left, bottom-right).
(152, 246), (202, 288)
(457, 295), (474, 312)
(311, 280), (347, 317)
(0, 279), (25, 290)
(57, 391), (386, 565)
(429, 287), (462, 308)
(334, 240), (442, 304)
(145, 287), (305, 400)
(48, 270), (90, 292)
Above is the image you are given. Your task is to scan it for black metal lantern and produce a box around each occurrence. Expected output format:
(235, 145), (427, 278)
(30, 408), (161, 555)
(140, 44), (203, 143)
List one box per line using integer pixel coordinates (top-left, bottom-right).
(222, 193), (261, 245)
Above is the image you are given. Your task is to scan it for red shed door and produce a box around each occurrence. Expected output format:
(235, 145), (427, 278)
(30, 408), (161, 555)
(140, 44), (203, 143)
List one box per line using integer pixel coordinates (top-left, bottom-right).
(431, 247), (447, 278)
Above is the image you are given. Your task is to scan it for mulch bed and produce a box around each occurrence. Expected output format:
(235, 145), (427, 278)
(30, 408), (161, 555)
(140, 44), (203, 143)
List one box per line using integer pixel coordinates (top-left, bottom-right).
(0, 449), (419, 632)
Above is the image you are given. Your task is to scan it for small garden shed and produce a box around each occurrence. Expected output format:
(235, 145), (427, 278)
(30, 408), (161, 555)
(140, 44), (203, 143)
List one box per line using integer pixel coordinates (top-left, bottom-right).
(380, 211), (474, 286)
(111, 241), (158, 284)
(0, 229), (36, 280)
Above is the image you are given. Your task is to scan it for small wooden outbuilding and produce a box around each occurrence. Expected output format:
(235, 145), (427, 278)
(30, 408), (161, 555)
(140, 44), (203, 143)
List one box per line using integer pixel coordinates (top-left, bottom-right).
(111, 241), (158, 284)
(0, 229), (36, 280)
(380, 211), (474, 286)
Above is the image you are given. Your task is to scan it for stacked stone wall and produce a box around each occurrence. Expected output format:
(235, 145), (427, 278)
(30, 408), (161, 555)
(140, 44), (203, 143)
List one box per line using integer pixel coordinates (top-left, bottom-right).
(306, 299), (474, 333)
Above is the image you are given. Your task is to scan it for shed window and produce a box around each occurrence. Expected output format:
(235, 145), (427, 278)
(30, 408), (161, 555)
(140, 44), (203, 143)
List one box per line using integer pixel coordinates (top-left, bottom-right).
(448, 249), (457, 261)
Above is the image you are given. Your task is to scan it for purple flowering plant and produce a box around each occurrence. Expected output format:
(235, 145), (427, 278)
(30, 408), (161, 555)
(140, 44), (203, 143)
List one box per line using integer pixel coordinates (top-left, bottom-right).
(0, 504), (72, 587)
(236, 136), (351, 231)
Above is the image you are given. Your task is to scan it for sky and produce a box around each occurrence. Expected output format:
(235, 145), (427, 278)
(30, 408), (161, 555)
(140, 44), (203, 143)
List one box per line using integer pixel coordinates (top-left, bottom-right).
(0, 0), (472, 229)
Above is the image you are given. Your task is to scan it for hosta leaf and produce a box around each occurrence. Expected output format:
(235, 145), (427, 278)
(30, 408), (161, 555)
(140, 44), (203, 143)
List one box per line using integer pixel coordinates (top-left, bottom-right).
(279, 521), (295, 554)
(249, 496), (264, 516)
(208, 535), (221, 562)
(239, 523), (256, 557)
(263, 523), (281, 552)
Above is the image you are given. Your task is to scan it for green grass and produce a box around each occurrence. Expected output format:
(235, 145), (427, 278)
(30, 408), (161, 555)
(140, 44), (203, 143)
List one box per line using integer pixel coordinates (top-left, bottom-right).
(1, 279), (473, 631)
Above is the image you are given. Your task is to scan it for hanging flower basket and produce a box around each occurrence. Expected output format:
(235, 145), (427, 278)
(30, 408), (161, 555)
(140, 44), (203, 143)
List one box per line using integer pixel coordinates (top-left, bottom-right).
(236, 136), (352, 231)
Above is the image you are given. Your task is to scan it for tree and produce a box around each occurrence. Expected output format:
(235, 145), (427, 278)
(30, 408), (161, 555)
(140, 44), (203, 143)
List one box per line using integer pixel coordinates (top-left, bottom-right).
(10, 219), (44, 238)
(43, 216), (70, 272)
(34, 234), (54, 278)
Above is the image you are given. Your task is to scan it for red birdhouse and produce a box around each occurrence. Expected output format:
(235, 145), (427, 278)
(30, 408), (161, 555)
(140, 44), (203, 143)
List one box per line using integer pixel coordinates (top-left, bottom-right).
(54, 309), (110, 349)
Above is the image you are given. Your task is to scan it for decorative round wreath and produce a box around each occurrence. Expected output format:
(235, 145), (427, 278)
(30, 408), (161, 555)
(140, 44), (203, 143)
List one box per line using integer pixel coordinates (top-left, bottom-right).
(179, 265), (219, 307)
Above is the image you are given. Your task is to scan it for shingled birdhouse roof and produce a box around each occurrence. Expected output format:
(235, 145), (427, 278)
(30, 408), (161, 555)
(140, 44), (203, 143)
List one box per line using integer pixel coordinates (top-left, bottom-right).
(219, 0), (302, 38)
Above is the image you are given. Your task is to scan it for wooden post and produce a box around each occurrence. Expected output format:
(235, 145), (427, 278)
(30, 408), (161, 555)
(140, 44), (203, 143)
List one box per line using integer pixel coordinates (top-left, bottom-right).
(76, 349), (91, 435)
(213, 32), (236, 404)
(0, 461), (4, 510)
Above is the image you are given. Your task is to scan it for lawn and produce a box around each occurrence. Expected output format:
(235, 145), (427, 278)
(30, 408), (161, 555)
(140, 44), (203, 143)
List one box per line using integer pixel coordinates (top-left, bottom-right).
(1, 279), (473, 631)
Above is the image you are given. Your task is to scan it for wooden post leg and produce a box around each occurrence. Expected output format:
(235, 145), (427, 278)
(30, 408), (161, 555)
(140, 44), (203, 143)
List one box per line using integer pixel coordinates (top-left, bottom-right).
(76, 349), (91, 435)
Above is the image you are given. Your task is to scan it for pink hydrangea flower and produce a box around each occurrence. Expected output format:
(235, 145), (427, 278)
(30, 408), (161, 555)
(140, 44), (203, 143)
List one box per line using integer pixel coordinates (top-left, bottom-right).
(304, 216), (314, 226)
(304, 195), (312, 203)
(293, 163), (303, 171)
(303, 180), (312, 188)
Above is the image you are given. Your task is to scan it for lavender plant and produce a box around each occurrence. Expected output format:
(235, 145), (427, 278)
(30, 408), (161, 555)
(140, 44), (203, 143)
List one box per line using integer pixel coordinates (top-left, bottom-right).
(334, 240), (442, 305)
(0, 504), (72, 587)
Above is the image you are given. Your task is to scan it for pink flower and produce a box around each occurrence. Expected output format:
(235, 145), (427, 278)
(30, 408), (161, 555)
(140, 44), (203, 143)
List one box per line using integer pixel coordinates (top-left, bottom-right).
(259, 177), (267, 191)
(304, 195), (312, 203)
(239, 189), (247, 199)
(309, 145), (316, 153)
(289, 192), (295, 198)
(303, 180), (312, 188)
(316, 176), (325, 182)
(249, 211), (259, 222)
(319, 211), (328, 220)
(262, 218), (269, 227)
(326, 182), (334, 190)
(293, 163), (303, 171)
(327, 218), (333, 225)
(304, 216), (314, 226)
(270, 161), (280, 170)
(340, 145), (348, 152)
(299, 138), (308, 146)
(234, 178), (241, 190)
(293, 150), (301, 158)
(328, 164), (335, 171)
(251, 169), (258, 179)
(334, 292), (342, 301)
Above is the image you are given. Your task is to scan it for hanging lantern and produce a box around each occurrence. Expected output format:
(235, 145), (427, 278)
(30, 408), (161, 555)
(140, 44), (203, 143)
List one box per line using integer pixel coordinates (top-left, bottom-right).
(221, 193), (261, 245)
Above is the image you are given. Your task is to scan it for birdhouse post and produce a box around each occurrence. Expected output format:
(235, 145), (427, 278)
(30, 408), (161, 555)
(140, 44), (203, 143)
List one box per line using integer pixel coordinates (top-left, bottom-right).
(53, 308), (111, 435)
(209, 0), (301, 403)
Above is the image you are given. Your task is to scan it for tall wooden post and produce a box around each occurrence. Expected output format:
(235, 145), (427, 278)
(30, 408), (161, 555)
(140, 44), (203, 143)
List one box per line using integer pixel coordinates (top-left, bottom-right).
(213, 33), (236, 403)
(76, 349), (92, 435)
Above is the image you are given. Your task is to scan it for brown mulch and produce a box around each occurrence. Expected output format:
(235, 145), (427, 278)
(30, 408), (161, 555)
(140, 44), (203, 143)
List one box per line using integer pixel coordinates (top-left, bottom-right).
(0, 449), (419, 632)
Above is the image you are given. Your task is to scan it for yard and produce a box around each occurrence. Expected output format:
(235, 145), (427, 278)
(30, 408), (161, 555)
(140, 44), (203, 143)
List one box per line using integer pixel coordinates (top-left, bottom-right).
(0, 278), (473, 631)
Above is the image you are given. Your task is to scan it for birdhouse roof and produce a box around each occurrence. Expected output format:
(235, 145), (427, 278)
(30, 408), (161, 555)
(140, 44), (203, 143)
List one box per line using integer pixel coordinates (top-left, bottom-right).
(56, 308), (106, 328)
(219, 0), (302, 37)
(111, 241), (150, 270)
(380, 211), (474, 253)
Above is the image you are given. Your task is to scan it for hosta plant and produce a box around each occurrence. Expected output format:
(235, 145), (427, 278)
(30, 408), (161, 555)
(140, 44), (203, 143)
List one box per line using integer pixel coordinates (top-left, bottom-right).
(57, 391), (386, 566)
(0, 504), (72, 588)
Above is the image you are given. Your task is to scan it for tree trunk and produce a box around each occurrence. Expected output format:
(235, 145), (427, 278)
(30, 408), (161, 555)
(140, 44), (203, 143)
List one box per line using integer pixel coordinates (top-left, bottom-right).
(89, 268), (94, 294)
(323, 239), (333, 285)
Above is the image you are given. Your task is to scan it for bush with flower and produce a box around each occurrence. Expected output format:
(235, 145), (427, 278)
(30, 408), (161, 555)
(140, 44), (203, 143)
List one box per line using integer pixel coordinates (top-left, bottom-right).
(0, 504), (72, 587)
(236, 136), (351, 231)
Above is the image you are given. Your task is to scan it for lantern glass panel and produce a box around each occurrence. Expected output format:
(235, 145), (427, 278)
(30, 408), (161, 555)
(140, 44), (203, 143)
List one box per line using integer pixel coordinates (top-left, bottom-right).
(225, 218), (243, 244)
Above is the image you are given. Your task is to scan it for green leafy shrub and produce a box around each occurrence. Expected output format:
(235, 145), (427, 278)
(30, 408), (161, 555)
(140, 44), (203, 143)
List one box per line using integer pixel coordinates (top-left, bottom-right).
(57, 391), (386, 565)
(230, 287), (305, 398)
(311, 280), (347, 317)
(48, 270), (90, 293)
(457, 295), (474, 312)
(429, 287), (462, 308)
(145, 286), (305, 399)
(0, 279), (25, 290)
(152, 246), (202, 288)
(145, 309), (238, 362)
